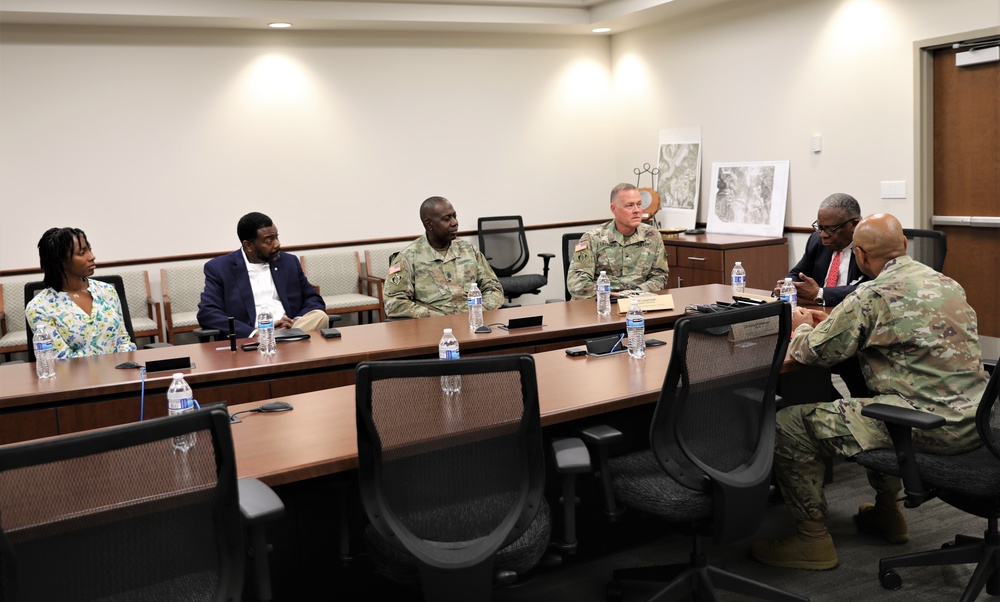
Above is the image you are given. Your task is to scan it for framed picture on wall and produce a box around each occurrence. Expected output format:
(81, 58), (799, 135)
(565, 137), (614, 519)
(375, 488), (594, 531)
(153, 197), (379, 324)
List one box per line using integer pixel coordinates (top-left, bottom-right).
(706, 160), (789, 237)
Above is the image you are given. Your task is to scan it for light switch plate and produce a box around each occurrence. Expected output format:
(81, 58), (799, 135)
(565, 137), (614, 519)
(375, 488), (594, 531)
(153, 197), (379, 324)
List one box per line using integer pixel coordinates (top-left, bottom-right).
(880, 180), (906, 199)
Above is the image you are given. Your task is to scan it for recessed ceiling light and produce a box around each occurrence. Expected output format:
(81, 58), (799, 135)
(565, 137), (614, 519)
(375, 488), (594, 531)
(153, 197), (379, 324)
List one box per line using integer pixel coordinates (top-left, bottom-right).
(592, 27), (611, 33)
(268, 22), (292, 29)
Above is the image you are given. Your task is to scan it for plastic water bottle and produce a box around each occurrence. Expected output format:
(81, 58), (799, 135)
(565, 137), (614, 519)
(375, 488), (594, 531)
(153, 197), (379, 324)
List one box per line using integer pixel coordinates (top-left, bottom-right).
(731, 261), (746, 294)
(596, 271), (611, 316)
(438, 328), (461, 394)
(166, 373), (197, 452)
(257, 309), (276, 356)
(626, 300), (645, 359)
(34, 325), (56, 379)
(467, 282), (483, 331)
(780, 277), (798, 310)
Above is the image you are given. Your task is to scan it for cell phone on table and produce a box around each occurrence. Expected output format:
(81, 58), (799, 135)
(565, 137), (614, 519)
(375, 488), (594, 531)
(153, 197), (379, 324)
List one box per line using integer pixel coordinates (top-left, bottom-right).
(241, 342), (260, 351)
(565, 348), (587, 357)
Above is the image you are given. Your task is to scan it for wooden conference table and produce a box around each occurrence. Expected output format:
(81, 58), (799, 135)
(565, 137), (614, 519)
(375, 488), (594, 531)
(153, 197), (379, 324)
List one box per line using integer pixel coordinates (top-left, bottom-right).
(232, 324), (818, 488)
(0, 285), (785, 444)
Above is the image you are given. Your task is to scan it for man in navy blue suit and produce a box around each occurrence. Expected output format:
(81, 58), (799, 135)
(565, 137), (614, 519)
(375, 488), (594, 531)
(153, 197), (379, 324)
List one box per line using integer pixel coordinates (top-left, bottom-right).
(774, 193), (868, 307)
(777, 193), (870, 398)
(197, 212), (327, 338)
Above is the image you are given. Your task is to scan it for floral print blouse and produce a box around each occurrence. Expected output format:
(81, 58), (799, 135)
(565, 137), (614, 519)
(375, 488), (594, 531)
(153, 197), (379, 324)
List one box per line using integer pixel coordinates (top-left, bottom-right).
(25, 278), (136, 359)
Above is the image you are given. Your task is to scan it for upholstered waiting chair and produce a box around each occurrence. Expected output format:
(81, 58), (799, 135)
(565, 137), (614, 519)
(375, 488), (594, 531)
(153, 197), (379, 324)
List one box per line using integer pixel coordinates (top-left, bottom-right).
(0, 280), (31, 361)
(161, 264), (209, 344)
(583, 302), (806, 602)
(100, 270), (163, 344)
(0, 407), (250, 602)
(901, 228), (947, 272)
(361, 247), (402, 316)
(300, 251), (384, 324)
(854, 363), (999, 600)
(477, 216), (554, 303)
(355, 355), (551, 601)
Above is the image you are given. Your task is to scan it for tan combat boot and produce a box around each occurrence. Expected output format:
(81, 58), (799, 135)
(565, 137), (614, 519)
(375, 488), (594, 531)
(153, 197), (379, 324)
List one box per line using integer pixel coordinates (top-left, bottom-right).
(750, 519), (839, 570)
(854, 493), (909, 544)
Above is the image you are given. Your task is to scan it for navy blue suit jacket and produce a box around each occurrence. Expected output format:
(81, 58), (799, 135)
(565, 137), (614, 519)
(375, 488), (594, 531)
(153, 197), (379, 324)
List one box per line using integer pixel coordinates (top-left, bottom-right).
(197, 249), (325, 338)
(785, 232), (868, 306)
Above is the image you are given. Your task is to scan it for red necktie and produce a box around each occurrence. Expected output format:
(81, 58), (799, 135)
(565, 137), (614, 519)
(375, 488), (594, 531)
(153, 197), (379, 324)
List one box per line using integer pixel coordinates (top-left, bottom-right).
(826, 251), (841, 288)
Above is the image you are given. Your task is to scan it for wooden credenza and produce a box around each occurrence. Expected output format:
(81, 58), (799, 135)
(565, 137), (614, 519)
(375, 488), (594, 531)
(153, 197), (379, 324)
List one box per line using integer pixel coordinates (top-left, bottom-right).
(662, 233), (788, 291)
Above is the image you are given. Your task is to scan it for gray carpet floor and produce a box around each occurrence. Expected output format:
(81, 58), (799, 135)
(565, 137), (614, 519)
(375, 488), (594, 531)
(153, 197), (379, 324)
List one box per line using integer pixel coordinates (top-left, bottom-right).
(494, 459), (991, 601)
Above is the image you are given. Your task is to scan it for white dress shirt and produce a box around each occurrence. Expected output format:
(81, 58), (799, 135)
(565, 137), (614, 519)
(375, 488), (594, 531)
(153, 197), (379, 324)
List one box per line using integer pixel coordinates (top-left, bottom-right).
(242, 250), (287, 320)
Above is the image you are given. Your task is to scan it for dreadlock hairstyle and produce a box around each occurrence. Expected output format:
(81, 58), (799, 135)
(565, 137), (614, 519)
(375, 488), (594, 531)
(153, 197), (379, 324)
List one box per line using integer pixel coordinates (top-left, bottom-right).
(38, 227), (89, 291)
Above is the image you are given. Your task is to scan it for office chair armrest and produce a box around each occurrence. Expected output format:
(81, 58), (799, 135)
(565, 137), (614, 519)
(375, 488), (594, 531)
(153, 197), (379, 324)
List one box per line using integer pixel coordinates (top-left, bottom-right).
(860, 403), (945, 508)
(238, 478), (284, 601)
(578, 425), (624, 520)
(238, 477), (285, 524)
(194, 328), (222, 342)
(551, 437), (590, 553)
(538, 252), (555, 279)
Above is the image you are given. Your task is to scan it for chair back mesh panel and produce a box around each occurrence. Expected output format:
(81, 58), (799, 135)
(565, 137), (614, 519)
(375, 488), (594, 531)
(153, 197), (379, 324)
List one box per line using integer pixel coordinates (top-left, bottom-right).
(902, 228), (947, 272)
(976, 366), (1000, 462)
(356, 355), (543, 575)
(302, 252), (362, 296)
(0, 407), (243, 602)
(477, 217), (529, 277)
(650, 302), (790, 544)
(561, 232), (584, 301)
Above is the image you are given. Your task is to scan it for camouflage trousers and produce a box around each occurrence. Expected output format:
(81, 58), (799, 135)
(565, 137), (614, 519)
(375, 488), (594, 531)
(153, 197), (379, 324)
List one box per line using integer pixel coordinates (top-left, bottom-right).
(773, 400), (900, 522)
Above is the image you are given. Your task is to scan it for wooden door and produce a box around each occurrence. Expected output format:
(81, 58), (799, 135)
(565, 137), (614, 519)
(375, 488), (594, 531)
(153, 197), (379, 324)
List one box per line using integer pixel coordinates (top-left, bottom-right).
(932, 43), (1000, 337)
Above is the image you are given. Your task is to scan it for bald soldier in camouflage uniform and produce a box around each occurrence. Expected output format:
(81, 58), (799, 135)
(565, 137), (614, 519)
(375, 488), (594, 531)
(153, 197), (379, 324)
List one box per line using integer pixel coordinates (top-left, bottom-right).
(384, 196), (503, 319)
(751, 213), (988, 571)
(567, 183), (670, 299)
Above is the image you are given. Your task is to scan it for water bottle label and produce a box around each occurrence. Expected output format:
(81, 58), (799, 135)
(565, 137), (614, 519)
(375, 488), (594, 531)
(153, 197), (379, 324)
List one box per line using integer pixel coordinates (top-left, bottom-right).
(258, 320), (273, 328)
(598, 284), (611, 293)
(439, 349), (460, 360)
(35, 341), (53, 351)
(627, 318), (645, 328)
(468, 297), (482, 306)
(732, 275), (745, 284)
(169, 397), (193, 411)
(781, 293), (797, 304)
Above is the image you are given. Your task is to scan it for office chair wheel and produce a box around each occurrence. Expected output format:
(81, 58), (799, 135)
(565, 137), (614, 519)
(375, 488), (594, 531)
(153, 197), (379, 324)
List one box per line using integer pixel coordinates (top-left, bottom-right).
(606, 579), (624, 602)
(879, 569), (902, 590)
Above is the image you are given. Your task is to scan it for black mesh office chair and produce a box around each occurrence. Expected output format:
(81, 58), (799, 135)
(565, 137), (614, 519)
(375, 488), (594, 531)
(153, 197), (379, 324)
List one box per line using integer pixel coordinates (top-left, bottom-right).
(853, 363), (999, 600)
(24, 275), (137, 362)
(0, 407), (246, 602)
(355, 355), (551, 601)
(902, 228), (947, 272)
(561, 232), (585, 301)
(584, 303), (807, 602)
(477, 216), (554, 302)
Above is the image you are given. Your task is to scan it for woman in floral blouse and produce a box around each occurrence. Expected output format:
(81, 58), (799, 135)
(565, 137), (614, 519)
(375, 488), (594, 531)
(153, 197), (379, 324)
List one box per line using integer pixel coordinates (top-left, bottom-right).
(25, 227), (136, 359)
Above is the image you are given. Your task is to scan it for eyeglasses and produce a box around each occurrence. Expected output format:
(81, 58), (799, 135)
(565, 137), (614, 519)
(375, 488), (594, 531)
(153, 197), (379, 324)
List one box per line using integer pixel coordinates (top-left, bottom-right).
(811, 218), (857, 236)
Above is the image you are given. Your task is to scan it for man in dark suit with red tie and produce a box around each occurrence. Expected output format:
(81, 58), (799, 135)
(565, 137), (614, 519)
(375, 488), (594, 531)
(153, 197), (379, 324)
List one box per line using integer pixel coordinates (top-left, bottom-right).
(777, 193), (870, 398)
(774, 193), (868, 307)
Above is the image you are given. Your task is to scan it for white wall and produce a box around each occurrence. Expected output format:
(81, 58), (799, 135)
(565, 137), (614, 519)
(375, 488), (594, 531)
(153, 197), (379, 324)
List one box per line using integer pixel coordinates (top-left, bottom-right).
(611, 0), (998, 262)
(0, 28), (616, 273)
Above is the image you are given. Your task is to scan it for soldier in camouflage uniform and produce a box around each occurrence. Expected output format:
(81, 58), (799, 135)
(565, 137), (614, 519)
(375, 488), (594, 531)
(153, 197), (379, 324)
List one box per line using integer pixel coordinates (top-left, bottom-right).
(752, 213), (988, 571)
(567, 183), (670, 299)
(384, 196), (503, 319)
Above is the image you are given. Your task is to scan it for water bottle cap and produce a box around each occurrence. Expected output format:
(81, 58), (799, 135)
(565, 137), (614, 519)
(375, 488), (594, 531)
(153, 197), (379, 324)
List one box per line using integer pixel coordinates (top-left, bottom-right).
(735, 262), (742, 266)
(443, 328), (452, 334)
(785, 277), (792, 283)
(599, 270), (606, 275)
(469, 282), (478, 289)
(172, 373), (184, 379)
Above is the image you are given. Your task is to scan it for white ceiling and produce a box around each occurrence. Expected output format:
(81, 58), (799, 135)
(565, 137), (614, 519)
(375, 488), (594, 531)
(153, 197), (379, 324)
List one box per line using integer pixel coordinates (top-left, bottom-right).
(0, 0), (737, 35)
